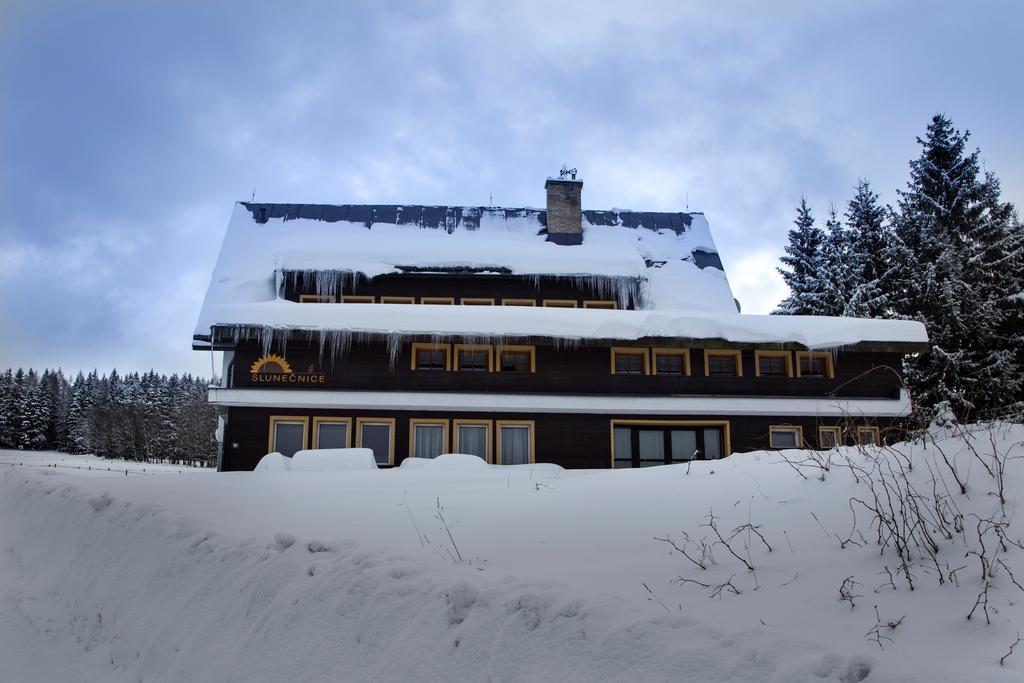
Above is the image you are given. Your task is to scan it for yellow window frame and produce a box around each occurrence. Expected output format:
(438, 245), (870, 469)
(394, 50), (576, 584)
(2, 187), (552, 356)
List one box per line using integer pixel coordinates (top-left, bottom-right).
(769, 424), (804, 449)
(704, 349), (743, 377)
(421, 296), (455, 305)
(299, 294), (335, 303)
(311, 416), (353, 449)
(496, 345), (536, 373)
(651, 348), (691, 376)
(460, 298), (495, 305)
(543, 299), (577, 308)
(408, 418), (450, 458)
(583, 300), (617, 309)
(380, 296), (415, 304)
(856, 425), (881, 446)
(267, 415), (309, 455)
(453, 344), (494, 372)
(340, 295), (375, 304)
(754, 350), (793, 378)
(610, 347), (651, 375)
(795, 351), (835, 378)
(818, 425), (843, 449)
(410, 342), (451, 371)
(501, 298), (536, 306)
(496, 419), (536, 464)
(452, 418), (493, 463)
(355, 417), (396, 466)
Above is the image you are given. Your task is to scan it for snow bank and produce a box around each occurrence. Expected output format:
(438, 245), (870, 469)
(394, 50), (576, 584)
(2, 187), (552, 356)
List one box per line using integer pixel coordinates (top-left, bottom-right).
(401, 453), (490, 469)
(254, 451), (290, 471)
(255, 449), (379, 472)
(3, 429), (1023, 681)
(291, 448), (377, 471)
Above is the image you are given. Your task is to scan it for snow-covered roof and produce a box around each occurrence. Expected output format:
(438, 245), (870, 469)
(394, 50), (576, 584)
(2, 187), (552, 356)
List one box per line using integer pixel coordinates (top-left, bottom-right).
(204, 301), (929, 351)
(194, 202), (737, 338)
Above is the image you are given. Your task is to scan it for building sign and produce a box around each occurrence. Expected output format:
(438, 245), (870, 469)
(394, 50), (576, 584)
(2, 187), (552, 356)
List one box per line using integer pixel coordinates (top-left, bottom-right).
(249, 354), (327, 384)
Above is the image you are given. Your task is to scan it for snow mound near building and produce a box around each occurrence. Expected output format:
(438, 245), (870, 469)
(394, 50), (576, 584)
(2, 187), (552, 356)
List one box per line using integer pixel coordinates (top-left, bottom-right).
(400, 453), (489, 469)
(255, 448), (378, 472)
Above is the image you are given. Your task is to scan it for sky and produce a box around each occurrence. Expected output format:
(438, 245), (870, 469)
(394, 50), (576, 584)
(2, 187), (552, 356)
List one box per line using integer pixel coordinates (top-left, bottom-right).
(1, 0), (1021, 378)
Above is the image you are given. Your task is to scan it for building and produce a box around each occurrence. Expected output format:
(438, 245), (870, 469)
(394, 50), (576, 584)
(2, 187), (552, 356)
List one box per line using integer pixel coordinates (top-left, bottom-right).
(193, 174), (928, 471)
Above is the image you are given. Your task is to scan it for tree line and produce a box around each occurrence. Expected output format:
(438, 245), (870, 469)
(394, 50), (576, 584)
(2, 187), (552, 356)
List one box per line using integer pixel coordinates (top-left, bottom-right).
(776, 114), (1024, 419)
(0, 367), (217, 466)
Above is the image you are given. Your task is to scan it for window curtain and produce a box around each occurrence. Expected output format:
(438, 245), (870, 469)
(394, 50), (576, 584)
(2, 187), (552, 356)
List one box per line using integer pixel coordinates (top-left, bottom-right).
(274, 423), (305, 457)
(703, 429), (722, 459)
(501, 426), (530, 464)
(414, 425), (445, 459)
(458, 426), (487, 459)
(317, 424), (348, 449)
(613, 427), (633, 467)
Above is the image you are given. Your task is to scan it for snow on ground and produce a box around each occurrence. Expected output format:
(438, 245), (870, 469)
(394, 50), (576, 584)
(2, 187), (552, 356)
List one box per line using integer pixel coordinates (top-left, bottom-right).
(2, 427), (1024, 682)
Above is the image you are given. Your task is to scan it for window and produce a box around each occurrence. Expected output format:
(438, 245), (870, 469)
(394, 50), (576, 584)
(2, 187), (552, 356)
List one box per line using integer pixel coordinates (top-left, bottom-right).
(497, 420), (534, 464)
(497, 345), (535, 372)
(652, 349), (690, 376)
(299, 294), (335, 303)
(705, 350), (743, 377)
(796, 352), (835, 378)
(856, 426), (880, 446)
(340, 295), (375, 304)
(583, 300), (617, 309)
(611, 420), (730, 467)
(460, 298), (495, 305)
(819, 426), (842, 449)
(611, 348), (650, 375)
(501, 299), (536, 306)
(421, 297), (454, 305)
(543, 300), (577, 308)
(769, 426), (803, 449)
(410, 419), (449, 459)
(454, 344), (493, 372)
(268, 416), (308, 457)
(755, 351), (792, 378)
(453, 419), (491, 461)
(380, 296), (415, 304)
(411, 343), (450, 371)
(356, 418), (395, 466)
(312, 417), (352, 449)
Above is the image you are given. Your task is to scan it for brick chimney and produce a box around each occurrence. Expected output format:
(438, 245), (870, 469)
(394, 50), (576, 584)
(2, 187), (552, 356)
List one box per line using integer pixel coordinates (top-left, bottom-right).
(545, 176), (583, 245)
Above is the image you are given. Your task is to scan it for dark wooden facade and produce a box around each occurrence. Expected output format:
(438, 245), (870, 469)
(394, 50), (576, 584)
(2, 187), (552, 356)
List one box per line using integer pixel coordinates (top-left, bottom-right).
(221, 405), (902, 472)
(228, 340), (904, 400)
(217, 335), (909, 471)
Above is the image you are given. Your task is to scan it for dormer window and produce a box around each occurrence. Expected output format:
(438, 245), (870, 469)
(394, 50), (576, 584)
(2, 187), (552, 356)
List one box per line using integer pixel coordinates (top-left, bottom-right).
(611, 348), (649, 375)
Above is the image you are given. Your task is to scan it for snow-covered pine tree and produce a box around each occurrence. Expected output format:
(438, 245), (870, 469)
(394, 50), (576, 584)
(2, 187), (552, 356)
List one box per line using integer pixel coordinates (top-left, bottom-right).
(844, 179), (891, 318)
(775, 198), (826, 315)
(0, 369), (14, 448)
(890, 114), (1023, 416)
(817, 204), (853, 317)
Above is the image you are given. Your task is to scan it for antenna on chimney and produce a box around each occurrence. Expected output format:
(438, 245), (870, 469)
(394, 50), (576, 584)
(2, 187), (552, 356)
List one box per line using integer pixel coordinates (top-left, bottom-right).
(559, 165), (578, 180)
(251, 187), (256, 202)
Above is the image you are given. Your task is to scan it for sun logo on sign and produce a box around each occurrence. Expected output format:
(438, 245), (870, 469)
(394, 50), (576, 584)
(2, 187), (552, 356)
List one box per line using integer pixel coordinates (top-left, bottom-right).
(250, 354), (293, 374)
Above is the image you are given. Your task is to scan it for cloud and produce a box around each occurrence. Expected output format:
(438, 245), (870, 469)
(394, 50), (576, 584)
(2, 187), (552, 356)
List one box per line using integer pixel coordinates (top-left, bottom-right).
(0, 0), (1020, 375)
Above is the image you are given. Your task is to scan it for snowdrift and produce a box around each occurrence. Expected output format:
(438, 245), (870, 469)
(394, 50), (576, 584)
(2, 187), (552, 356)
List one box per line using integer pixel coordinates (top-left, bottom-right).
(2, 425), (1023, 682)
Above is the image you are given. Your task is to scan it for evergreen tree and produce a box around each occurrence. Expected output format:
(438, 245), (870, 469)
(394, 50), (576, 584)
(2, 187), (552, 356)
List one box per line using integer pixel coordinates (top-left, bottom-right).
(817, 204), (853, 317)
(889, 114), (1023, 416)
(776, 198), (826, 315)
(844, 179), (891, 318)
